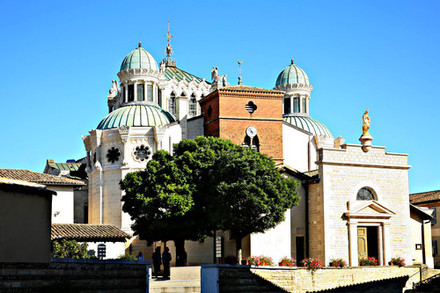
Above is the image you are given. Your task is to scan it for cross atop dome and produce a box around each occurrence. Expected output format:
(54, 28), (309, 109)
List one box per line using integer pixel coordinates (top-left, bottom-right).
(164, 21), (174, 58)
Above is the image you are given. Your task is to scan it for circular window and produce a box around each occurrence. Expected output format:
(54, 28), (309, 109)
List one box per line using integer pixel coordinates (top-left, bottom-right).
(106, 147), (121, 164)
(357, 188), (375, 200)
(134, 145), (151, 162)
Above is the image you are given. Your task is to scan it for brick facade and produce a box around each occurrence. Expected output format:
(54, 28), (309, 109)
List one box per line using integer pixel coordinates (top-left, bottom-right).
(199, 86), (284, 162)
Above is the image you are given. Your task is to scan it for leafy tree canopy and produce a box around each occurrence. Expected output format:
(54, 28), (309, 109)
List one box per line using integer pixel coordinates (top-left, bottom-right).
(51, 239), (90, 259)
(121, 136), (300, 261)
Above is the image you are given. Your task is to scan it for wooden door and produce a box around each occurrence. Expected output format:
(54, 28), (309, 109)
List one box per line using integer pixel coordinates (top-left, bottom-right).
(358, 227), (368, 258)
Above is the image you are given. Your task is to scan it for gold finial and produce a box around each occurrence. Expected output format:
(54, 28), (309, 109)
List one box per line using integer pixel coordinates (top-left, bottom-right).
(138, 41), (142, 48)
(164, 21), (174, 58)
(362, 109), (370, 136)
(291, 59), (294, 65)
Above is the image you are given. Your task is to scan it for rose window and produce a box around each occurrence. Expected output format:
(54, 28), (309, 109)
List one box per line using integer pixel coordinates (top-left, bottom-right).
(106, 147), (121, 164)
(134, 145), (151, 162)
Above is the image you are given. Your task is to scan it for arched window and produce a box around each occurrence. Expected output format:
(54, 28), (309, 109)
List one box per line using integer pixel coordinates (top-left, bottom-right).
(357, 188), (375, 200)
(244, 135), (260, 152)
(169, 92), (176, 115)
(189, 94), (197, 117)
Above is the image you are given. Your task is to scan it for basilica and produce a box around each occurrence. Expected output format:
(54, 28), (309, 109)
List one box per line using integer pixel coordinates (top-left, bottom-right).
(81, 31), (432, 267)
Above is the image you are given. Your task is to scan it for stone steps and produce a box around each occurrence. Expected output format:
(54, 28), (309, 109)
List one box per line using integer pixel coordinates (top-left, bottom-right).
(150, 279), (200, 293)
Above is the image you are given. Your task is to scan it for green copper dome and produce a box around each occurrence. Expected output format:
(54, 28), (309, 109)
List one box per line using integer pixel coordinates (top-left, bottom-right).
(120, 42), (159, 72)
(275, 60), (310, 87)
(97, 103), (176, 130)
(284, 115), (333, 138)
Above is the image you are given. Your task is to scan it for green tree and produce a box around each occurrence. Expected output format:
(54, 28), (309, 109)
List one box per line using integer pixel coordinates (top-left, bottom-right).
(121, 136), (300, 263)
(121, 150), (208, 266)
(51, 239), (90, 259)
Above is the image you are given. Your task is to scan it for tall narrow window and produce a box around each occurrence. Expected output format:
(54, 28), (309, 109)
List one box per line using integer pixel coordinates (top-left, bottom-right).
(189, 94), (197, 117)
(147, 84), (153, 102)
(158, 89), (162, 107)
(293, 97), (300, 112)
(169, 92), (176, 115)
(137, 84), (144, 101)
(122, 86), (126, 103)
(284, 97), (291, 114)
(301, 97), (306, 113)
(127, 84), (134, 102)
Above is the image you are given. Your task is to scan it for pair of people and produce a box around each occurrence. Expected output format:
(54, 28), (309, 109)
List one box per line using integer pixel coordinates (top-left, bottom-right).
(152, 247), (171, 278)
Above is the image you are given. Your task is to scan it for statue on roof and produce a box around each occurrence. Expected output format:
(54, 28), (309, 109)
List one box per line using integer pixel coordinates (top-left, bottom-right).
(362, 109), (370, 136)
(211, 67), (219, 82)
(222, 74), (230, 87)
(160, 60), (166, 74)
(108, 80), (119, 98)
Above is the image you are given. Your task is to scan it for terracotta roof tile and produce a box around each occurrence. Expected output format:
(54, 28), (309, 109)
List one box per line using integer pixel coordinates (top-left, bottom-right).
(0, 169), (84, 186)
(410, 190), (440, 204)
(51, 224), (131, 242)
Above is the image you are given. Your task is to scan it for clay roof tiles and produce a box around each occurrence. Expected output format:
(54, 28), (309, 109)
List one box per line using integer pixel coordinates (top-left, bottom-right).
(0, 169), (84, 186)
(410, 190), (440, 204)
(51, 224), (131, 242)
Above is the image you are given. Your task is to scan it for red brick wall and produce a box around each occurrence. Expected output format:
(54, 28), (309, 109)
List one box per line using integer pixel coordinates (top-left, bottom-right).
(200, 88), (284, 161)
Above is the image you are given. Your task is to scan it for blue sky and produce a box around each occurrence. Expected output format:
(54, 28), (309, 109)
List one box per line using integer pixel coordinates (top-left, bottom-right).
(1, 0), (439, 193)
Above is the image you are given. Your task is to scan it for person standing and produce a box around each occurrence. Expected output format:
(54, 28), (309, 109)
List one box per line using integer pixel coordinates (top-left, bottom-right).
(152, 247), (162, 278)
(136, 251), (143, 261)
(162, 247), (171, 279)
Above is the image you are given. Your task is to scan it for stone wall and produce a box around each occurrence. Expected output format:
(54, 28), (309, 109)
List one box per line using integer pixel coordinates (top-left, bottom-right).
(252, 266), (425, 292)
(0, 259), (149, 292)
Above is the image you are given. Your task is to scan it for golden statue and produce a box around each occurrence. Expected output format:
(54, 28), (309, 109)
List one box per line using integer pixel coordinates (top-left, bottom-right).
(362, 109), (370, 136)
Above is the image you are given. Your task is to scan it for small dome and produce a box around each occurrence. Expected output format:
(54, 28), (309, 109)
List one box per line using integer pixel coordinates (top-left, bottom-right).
(120, 42), (159, 72)
(97, 103), (176, 130)
(275, 60), (310, 87)
(284, 115), (333, 138)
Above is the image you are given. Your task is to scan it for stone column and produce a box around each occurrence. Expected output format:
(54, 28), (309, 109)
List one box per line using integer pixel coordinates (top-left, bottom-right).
(348, 220), (358, 266)
(383, 222), (391, 265)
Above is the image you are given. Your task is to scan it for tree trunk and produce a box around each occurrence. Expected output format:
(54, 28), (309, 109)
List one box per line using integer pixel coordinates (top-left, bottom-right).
(236, 236), (243, 263)
(174, 239), (187, 267)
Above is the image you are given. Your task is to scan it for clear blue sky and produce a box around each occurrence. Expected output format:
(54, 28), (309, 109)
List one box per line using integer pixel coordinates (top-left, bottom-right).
(1, 0), (439, 193)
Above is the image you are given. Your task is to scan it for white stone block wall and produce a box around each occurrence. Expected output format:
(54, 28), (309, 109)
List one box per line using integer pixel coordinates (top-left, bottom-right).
(317, 144), (411, 266)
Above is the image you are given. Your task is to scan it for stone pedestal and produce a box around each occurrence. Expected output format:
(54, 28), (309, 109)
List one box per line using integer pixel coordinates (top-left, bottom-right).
(359, 133), (373, 152)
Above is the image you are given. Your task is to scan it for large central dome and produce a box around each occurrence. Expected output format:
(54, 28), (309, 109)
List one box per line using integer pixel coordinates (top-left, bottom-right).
(97, 103), (175, 130)
(120, 42), (159, 72)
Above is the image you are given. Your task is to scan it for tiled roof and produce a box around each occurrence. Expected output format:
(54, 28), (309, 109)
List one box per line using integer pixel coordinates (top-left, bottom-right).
(0, 177), (56, 196)
(410, 190), (440, 204)
(0, 169), (85, 186)
(279, 165), (320, 183)
(47, 160), (81, 172)
(51, 224), (131, 242)
(165, 66), (206, 84)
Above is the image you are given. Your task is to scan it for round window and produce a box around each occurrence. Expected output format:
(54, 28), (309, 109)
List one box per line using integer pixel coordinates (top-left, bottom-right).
(357, 188), (374, 200)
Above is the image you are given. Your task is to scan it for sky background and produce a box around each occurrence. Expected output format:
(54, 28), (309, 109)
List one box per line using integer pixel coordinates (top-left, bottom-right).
(1, 0), (439, 193)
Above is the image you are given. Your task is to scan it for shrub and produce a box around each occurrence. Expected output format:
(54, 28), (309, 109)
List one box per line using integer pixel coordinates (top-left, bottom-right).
(225, 254), (238, 265)
(51, 239), (90, 259)
(301, 258), (323, 272)
(329, 258), (347, 268)
(390, 256), (405, 267)
(359, 256), (378, 266)
(279, 257), (296, 267)
(246, 255), (274, 266)
(118, 253), (137, 261)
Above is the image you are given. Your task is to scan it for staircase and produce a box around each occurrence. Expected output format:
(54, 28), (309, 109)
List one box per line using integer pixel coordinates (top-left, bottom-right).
(150, 266), (201, 293)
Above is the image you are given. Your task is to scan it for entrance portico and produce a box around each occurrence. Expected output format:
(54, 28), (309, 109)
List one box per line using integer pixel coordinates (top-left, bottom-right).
(345, 200), (395, 266)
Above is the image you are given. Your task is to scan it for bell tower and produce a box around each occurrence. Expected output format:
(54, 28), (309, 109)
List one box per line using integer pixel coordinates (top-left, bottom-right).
(199, 85), (284, 163)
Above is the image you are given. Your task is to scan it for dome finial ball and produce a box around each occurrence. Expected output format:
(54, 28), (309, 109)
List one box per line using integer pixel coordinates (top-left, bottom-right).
(291, 59), (294, 65)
